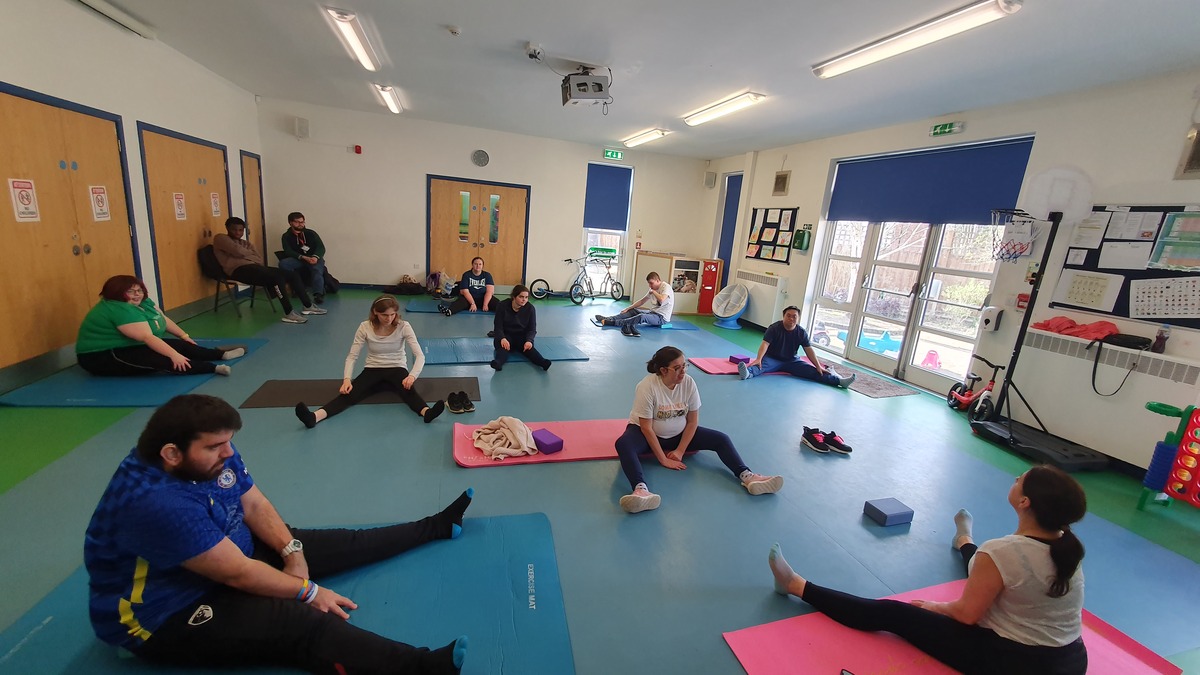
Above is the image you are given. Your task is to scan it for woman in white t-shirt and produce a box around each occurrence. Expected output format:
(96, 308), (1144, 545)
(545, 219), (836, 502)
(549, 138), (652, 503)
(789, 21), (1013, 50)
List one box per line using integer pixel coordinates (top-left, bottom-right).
(767, 465), (1088, 674)
(614, 346), (783, 514)
(295, 295), (446, 428)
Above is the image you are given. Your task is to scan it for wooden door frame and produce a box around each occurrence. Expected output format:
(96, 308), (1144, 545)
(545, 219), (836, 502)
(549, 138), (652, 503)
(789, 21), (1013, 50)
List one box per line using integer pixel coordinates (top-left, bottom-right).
(0, 80), (141, 279)
(425, 174), (530, 283)
(137, 121), (231, 306)
(239, 149), (267, 253)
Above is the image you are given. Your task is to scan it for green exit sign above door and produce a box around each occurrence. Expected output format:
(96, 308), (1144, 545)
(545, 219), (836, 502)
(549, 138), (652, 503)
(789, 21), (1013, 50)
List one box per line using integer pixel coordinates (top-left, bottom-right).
(603, 149), (624, 160)
(929, 122), (964, 137)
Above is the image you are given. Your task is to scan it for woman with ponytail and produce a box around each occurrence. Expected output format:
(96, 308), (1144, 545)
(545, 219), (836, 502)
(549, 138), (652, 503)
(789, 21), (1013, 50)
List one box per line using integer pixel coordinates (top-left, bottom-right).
(767, 465), (1088, 674)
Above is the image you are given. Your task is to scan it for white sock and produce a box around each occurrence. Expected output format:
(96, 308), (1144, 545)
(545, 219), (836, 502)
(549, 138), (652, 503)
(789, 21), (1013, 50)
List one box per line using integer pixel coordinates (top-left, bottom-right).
(953, 508), (974, 548)
(768, 543), (794, 596)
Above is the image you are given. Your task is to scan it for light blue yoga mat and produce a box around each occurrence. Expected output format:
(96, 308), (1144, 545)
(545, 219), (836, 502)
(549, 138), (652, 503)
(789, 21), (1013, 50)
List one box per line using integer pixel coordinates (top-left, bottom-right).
(422, 337), (588, 364)
(0, 513), (574, 675)
(589, 318), (699, 330)
(406, 298), (449, 313)
(0, 339), (268, 408)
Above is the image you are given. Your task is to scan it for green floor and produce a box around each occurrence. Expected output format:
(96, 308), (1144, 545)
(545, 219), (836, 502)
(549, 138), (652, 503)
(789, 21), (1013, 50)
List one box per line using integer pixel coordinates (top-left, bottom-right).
(0, 407), (134, 493)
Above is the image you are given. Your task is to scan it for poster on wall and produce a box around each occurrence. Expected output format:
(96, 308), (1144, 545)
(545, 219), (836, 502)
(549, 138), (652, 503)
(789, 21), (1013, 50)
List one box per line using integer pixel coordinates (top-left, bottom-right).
(173, 193), (187, 220)
(8, 178), (40, 222)
(90, 186), (111, 222)
(744, 207), (798, 264)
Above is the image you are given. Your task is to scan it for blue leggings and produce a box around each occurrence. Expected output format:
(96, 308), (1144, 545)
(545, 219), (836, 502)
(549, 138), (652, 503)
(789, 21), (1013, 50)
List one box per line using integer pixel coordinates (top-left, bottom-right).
(607, 309), (666, 327)
(614, 423), (748, 489)
(748, 355), (840, 386)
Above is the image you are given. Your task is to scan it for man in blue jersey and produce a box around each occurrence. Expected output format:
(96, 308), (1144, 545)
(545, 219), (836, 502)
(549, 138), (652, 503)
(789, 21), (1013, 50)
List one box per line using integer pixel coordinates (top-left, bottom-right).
(738, 306), (856, 388)
(84, 394), (470, 673)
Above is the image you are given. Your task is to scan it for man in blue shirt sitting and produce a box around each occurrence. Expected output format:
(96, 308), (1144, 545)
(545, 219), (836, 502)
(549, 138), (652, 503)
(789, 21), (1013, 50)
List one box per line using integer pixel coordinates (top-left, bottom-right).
(739, 306), (856, 388)
(84, 394), (471, 673)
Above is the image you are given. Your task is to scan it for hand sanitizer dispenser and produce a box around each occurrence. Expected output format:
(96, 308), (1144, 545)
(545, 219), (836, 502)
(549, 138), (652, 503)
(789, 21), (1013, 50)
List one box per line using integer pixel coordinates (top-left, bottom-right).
(980, 306), (1002, 332)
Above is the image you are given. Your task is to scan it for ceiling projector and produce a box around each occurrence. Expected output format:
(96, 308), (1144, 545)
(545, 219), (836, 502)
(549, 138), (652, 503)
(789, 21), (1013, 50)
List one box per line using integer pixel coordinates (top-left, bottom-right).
(561, 72), (609, 106)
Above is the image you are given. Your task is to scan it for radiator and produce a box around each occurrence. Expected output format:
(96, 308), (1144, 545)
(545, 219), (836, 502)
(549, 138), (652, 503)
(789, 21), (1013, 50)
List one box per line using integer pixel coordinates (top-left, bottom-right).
(734, 270), (789, 327)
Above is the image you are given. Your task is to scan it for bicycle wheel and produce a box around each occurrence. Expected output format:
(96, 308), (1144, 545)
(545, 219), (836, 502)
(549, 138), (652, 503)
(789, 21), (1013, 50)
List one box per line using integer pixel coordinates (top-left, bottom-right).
(969, 397), (994, 423)
(569, 283), (586, 305)
(530, 278), (551, 299)
(609, 281), (624, 300)
(946, 382), (967, 410)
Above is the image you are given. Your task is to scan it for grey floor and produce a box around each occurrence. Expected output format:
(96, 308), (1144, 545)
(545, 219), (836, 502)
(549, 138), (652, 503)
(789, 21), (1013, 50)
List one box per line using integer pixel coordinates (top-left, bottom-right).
(2, 292), (1199, 674)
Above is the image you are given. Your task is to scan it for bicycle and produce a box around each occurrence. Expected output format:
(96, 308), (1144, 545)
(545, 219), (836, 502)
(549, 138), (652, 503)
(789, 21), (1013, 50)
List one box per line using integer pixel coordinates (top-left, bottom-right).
(946, 354), (1006, 423)
(530, 256), (624, 305)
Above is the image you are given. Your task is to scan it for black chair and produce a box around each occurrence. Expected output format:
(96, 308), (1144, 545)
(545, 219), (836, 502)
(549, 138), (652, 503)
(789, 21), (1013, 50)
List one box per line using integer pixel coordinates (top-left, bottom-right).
(197, 245), (276, 317)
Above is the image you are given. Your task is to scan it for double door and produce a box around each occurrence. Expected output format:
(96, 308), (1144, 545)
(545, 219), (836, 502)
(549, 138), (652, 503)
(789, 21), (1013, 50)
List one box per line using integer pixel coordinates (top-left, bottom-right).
(0, 90), (135, 368)
(428, 177), (528, 285)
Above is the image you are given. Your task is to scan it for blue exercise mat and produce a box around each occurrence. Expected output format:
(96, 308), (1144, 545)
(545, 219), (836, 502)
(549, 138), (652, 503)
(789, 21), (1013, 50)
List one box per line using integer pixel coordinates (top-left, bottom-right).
(0, 513), (574, 675)
(589, 318), (699, 330)
(405, 298), (449, 313)
(422, 337), (588, 364)
(0, 339), (268, 408)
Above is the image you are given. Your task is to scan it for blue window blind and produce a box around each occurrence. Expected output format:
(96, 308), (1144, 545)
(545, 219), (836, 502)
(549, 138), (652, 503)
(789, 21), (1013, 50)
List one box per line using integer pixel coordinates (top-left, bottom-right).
(827, 137), (1033, 225)
(582, 163), (633, 231)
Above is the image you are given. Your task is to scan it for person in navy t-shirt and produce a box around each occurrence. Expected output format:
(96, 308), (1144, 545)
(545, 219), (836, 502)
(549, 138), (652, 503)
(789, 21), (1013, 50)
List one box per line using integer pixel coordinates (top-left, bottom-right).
(738, 306), (856, 388)
(438, 256), (499, 316)
(84, 394), (472, 673)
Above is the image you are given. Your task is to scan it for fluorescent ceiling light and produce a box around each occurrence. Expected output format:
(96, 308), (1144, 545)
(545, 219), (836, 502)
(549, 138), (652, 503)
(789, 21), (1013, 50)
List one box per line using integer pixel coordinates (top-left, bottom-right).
(683, 93), (766, 127)
(812, 0), (1022, 79)
(374, 84), (403, 114)
(622, 129), (671, 148)
(75, 0), (156, 39)
(325, 7), (379, 72)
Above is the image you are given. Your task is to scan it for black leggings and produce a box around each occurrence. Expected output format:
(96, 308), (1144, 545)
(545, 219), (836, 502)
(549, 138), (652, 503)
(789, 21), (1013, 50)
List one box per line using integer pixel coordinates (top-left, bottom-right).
(77, 340), (225, 376)
(320, 367), (428, 418)
(446, 295), (498, 315)
(135, 518), (461, 674)
(228, 264), (311, 314)
(492, 333), (550, 368)
(799, 544), (1087, 675)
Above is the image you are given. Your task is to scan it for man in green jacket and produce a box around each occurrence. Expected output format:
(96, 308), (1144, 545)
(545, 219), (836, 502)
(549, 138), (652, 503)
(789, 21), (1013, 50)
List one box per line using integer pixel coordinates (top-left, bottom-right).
(280, 211), (329, 303)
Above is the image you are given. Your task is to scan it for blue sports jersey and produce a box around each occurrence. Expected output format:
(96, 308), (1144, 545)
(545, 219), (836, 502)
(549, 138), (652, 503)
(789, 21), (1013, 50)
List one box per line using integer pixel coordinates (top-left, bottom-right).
(84, 446), (255, 649)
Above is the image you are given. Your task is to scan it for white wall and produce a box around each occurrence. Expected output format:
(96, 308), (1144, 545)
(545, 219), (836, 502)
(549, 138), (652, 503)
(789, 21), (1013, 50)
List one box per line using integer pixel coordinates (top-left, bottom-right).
(713, 67), (1200, 465)
(2, 0), (262, 303)
(257, 98), (709, 288)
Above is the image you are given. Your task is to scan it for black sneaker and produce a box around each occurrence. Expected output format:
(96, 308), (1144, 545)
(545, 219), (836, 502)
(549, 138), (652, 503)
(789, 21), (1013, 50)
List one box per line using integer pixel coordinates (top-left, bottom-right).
(628, 325), (641, 337)
(594, 314), (607, 325)
(824, 431), (852, 454)
(447, 392), (465, 414)
(439, 304), (452, 316)
(487, 331), (496, 338)
(801, 426), (830, 453)
(459, 392), (475, 413)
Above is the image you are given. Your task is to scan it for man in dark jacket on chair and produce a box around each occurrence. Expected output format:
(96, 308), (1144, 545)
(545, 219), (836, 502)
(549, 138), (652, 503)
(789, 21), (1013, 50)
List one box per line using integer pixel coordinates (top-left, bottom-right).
(279, 211), (329, 304)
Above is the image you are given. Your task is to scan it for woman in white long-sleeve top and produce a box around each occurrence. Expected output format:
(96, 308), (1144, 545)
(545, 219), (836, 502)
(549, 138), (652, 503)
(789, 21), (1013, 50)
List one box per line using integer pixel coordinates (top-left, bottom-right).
(295, 295), (445, 428)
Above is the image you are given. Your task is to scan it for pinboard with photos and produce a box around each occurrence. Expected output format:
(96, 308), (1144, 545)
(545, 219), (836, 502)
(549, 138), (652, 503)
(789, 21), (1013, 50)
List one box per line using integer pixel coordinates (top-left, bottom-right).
(745, 207), (798, 265)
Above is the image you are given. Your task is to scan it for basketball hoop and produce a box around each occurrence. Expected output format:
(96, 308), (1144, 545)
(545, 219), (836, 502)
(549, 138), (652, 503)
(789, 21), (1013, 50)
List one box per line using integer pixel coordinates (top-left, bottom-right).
(990, 209), (1042, 263)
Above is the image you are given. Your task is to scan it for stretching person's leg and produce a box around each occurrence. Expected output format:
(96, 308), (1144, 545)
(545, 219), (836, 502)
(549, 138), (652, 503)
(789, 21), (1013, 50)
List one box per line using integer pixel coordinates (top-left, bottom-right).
(953, 509), (978, 572)
(377, 367), (445, 422)
(296, 369), (387, 428)
(688, 427), (783, 494)
(774, 357), (849, 387)
(614, 424), (659, 513)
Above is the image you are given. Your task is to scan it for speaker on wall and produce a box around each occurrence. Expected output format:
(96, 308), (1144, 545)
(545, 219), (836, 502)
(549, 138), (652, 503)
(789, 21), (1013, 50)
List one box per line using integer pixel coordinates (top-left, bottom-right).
(704, 171), (717, 188)
(293, 117), (310, 140)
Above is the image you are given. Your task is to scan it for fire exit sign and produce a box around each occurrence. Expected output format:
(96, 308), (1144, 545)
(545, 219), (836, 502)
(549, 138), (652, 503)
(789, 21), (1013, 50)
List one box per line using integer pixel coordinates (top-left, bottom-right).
(929, 122), (964, 137)
(603, 149), (624, 160)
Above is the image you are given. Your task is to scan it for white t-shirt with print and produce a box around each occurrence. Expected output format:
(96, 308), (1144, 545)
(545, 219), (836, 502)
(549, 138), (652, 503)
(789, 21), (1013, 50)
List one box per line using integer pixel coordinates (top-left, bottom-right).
(627, 373), (700, 439)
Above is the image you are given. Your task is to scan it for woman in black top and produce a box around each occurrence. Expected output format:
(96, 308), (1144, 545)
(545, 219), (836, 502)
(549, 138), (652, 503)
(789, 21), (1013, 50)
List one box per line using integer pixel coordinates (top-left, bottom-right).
(491, 285), (550, 371)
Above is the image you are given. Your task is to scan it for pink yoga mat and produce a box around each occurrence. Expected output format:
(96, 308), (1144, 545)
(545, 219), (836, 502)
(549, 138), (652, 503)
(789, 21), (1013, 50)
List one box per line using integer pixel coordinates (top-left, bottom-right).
(724, 579), (1180, 674)
(688, 357), (803, 375)
(452, 419), (628, 467)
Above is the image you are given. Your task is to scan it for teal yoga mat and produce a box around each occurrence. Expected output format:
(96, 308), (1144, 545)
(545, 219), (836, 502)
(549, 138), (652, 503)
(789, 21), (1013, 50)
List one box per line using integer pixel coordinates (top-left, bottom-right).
(589, 318), (699, 330)
(422, 337), (588, 364)
(0, 339), (269, 408)
(405, 298), (450, 313)
(0, 513), (574, 674)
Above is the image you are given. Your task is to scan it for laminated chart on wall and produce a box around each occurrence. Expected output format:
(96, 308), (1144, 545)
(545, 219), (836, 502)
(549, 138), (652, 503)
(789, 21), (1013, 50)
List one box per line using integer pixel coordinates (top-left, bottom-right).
(1051, 269), (1123, 313)
(1149, 212), (1200, 271)
(1130, 278), (1200, 319)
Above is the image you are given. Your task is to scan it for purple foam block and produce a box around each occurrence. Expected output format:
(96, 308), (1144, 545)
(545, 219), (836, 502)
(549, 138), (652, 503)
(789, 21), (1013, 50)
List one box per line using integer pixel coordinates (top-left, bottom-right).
(729, 354), (752, 364)
(532, 428), (564, 454)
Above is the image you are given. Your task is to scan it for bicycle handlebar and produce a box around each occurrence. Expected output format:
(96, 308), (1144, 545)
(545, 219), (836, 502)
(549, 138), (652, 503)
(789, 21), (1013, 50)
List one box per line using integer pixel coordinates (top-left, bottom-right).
(971, 354), (1005, 371)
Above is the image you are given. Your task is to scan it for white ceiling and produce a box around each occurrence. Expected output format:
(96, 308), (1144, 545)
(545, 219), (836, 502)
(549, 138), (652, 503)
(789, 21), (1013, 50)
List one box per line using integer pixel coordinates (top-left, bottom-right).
(99, 0), (1200, 159)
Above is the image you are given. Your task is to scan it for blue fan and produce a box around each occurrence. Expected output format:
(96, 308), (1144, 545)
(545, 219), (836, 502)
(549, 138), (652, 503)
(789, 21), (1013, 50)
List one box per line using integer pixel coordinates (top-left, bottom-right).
(711, 283), (749, 330)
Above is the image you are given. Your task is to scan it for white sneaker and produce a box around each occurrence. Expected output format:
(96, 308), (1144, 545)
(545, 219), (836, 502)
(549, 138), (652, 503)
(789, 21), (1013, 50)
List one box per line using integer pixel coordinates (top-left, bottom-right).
(214, 364), (232, 376)
(619, 485), (661, 513)
(741, 473), (784, 495)
(281, 312), (308, 324)
(301, 306), (327, 315)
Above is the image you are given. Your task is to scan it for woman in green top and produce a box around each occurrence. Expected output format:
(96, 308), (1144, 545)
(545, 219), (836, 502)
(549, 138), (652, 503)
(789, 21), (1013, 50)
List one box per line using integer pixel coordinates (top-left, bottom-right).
(76, 275), (245, 376)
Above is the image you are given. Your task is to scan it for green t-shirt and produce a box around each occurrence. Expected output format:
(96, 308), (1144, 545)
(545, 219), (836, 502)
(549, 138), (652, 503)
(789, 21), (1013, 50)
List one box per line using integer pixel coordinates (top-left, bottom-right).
(76, 299), (168, 354)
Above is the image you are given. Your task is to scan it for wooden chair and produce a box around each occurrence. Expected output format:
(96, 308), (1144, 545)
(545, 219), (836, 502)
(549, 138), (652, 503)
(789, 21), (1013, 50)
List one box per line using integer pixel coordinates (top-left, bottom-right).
(197, 245), (276, 317)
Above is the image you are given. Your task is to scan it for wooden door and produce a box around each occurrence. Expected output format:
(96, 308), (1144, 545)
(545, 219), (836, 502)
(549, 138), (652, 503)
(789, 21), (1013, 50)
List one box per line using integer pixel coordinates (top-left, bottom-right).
(428, 177), (528, 286)
(0, 93), (93, 368)
(62, 109), (136, 294)
(241, 152), (266, 257)
(142, 129), (229, 310)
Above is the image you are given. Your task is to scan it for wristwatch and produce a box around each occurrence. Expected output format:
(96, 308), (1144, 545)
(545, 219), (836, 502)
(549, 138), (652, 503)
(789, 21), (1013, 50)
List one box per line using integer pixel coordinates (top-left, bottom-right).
(280, 539), (303, 558)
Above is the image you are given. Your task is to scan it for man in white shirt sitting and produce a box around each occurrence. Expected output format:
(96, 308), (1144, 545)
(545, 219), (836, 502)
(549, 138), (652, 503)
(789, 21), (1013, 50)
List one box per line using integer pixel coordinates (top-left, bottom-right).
(595, 272), (674, 337)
